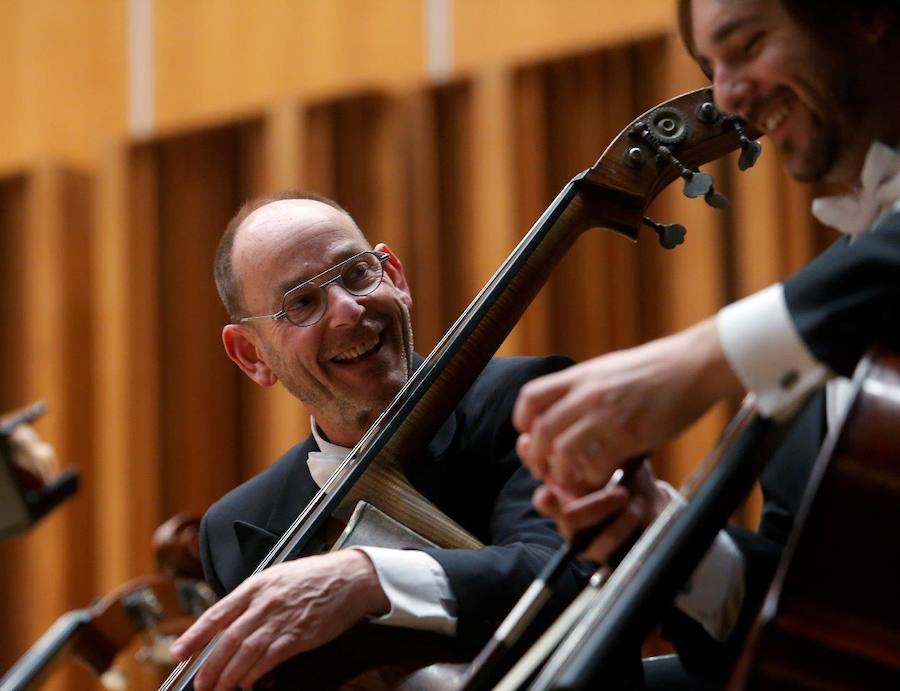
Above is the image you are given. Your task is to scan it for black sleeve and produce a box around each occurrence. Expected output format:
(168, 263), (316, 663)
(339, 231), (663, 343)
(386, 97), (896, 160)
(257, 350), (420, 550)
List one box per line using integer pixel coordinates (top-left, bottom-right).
(424, 356), (594, 648)
(785, 213), (900, 376)
(199, 510), (227, 599)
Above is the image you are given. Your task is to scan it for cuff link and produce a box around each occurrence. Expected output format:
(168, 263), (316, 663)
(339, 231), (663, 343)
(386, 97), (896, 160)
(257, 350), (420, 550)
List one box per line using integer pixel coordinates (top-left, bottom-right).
(779, 369), (800, 389)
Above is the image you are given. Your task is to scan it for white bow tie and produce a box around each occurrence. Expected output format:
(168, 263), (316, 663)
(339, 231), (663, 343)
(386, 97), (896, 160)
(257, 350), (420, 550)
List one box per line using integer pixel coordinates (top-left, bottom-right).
(811, 141), (900, 236)
(306, 450), (348, 488)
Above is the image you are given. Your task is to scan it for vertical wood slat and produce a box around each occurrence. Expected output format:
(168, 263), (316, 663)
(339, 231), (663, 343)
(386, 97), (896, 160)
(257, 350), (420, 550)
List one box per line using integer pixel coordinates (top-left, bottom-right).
(513, 66), (555, 357)
(0, 170), (95, 689)
(731, 148), (791, 296)
(156, 128), (249, 516)
(432, 82), (475, 335)
(469, 65), (522, 355)
(600, 47), (643, 351)
(20, 170), (84, 691)
(544, 53), (626, 362)
(93, 144), (163, 590)
(0, 179), (28, 676)
(370, 98), (410, 263)
(0, 178), (42, 678)
(0, 178), (37, 675)
(402, 92), (447, 353)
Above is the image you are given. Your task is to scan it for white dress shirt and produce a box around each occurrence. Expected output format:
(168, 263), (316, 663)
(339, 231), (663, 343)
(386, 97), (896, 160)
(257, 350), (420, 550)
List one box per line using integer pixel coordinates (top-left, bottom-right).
(315, 422), (745, 642)
(719, 141), (900, 422)
(309, 420), (459, 636)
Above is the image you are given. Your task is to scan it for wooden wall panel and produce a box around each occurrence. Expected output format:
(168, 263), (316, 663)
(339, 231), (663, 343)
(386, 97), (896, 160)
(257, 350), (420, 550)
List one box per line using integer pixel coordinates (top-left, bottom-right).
(534, 49), (643, 361)
(0, 170), (96, 690)
(0, 0), (127, 174)
(428, 81), (476, 341)
(401, 92), (447, 352)
(153, 0), (426, 133)
(0, 180), (28, 413)
(0, 178), (32, 677)
(470, 66), (522, 354)
(512, 66), (555, 356)
(93, 144), (165, 590)
(0, 1), (686, 174)
(453, 0), (675, 74)
(154, 128), (255, 517)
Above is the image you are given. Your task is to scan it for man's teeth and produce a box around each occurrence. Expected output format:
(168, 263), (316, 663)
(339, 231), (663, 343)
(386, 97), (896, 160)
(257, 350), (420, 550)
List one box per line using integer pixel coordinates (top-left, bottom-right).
(764, 106), (789, 133)
(333, 333), (380, 362)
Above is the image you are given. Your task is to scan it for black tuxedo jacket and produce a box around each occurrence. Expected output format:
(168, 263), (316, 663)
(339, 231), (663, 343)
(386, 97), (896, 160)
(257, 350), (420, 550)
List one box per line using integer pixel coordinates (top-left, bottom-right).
(667, 211), (900, 675)
(200, 355), (592, 647)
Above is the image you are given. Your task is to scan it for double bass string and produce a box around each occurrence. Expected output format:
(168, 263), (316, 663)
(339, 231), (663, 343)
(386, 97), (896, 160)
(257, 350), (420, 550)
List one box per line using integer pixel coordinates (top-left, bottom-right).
(462, 458), (645, 690)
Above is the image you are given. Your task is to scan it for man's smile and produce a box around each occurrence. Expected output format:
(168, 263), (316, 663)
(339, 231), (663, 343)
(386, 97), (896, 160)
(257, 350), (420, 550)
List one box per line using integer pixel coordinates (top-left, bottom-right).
(330, 324), (385, 364)
(749, 87), (797, 142)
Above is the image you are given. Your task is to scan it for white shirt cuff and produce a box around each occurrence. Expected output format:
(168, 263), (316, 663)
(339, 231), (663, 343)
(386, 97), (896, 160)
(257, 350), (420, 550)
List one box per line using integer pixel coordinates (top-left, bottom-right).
(658, 483), (746, 641)
(717, 284), (829, 419)
(352, 546), (458, 637)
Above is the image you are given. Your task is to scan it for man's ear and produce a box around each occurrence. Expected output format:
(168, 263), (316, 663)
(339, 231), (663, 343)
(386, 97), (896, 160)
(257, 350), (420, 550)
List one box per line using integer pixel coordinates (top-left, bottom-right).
(375, 242), (412, 309)
(222, 324), (278, 387)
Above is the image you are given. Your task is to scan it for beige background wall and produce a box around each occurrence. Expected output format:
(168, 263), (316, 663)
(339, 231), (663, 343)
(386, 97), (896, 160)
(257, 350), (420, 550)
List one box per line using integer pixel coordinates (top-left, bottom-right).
(0, 0), (676, 173)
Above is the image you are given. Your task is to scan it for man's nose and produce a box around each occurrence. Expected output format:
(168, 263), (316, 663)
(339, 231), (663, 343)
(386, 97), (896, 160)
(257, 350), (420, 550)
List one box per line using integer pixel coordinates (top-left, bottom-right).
(712, 64), (754, 117)
(324, 284), (365, 326)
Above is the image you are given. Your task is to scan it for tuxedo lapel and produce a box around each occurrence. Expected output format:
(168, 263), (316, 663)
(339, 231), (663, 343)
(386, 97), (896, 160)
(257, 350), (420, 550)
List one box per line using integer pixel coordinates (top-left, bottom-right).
(230, 365), (461, 576)
(234, 520), (280, 573)
(232, 437), (320, 575)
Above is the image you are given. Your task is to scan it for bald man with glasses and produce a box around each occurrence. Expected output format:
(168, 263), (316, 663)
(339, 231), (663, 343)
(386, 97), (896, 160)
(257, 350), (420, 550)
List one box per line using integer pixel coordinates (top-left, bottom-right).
(170, 191), (590, 691)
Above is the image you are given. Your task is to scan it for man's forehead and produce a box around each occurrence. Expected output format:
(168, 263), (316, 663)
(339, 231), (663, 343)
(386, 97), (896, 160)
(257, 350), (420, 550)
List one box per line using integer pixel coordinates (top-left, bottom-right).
(232, 198), (369, 301)
(689, 0), (769, 59)
(694, 0), (767, 33)
(239, 199), (360, 243)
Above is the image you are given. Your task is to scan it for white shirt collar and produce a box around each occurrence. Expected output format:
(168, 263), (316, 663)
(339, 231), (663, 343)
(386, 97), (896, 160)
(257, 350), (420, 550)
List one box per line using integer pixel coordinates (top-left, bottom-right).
(811, 141), (900, 236)
(310, 417), (350, 456)
(307, 417), (351, 488)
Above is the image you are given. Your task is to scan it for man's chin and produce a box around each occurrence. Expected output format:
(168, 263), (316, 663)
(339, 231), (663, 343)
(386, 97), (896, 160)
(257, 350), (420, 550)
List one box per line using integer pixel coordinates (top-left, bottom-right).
(780, 141), (836, 184)
(335, 372), (406, 414)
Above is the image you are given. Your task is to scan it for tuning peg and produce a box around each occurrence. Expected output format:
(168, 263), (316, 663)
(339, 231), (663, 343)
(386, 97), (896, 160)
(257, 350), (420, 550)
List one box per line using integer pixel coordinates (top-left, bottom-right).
(642, 217), (686, 250)
(651, 143), (714, 200)
(704, 188), (730, 209)
(635, 128), (730, 212)
(738, 138), (762, 170)
(729, 119), (762, 170)
(682, 170), (714, 198)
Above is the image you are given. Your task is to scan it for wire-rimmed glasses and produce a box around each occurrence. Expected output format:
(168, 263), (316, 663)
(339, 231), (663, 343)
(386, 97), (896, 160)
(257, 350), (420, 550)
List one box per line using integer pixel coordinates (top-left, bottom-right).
(239, 250), (390, 327)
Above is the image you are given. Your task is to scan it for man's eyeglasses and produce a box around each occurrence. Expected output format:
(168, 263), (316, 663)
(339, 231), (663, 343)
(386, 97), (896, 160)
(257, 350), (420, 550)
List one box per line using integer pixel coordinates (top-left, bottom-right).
(239, 251), (390, 328)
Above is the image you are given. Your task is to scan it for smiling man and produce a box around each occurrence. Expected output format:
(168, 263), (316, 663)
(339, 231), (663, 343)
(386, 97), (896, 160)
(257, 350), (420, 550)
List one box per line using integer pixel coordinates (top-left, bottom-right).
(513, 0), (900, 681)
(220, 196), (414, 448)
(171, 192), (588, 691)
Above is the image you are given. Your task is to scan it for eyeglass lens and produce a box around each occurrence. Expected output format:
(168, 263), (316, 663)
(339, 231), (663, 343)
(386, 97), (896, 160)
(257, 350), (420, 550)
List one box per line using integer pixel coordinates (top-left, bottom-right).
(282, 252), (384, 326)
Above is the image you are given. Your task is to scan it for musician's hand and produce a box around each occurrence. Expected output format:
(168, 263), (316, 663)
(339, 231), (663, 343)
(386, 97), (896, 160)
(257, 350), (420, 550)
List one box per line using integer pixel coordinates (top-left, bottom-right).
(533, 461), (670, 563)
(170, 549), (389, 691)
(7, 424), (58, 490)
(513, 318), (742, 488)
